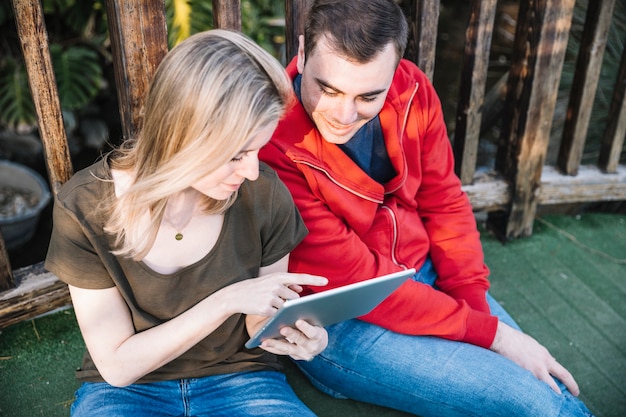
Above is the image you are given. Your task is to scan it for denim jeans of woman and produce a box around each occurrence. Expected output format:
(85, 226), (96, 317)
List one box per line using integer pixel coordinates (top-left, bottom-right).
(295, 258), (594, 417)
(70, 370), (315, 417)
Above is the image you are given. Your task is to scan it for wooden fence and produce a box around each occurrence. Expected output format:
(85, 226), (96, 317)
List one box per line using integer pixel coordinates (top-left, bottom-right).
(1, 0), (624, 328)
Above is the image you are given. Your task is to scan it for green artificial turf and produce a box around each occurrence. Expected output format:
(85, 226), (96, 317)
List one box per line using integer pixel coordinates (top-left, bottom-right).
(482, 213), (626, 417)
(0, 309), (82, 416)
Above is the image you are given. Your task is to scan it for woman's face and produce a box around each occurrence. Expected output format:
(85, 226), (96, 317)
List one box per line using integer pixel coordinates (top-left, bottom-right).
(191, 122), (278, 200)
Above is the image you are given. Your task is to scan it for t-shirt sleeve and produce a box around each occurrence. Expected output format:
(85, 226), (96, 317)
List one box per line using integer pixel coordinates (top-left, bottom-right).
(45, 197), (115, 289)
(259, 169), (308, 267)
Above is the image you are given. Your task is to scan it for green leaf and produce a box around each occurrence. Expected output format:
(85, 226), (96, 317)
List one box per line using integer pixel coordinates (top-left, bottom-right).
(0, 59), (37, 129)
(51, 44), (103, 110)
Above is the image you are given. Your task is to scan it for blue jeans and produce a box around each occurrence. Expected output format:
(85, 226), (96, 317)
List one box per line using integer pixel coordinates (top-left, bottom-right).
(70, 370), (316, 417)
(295, 259), (594, 417)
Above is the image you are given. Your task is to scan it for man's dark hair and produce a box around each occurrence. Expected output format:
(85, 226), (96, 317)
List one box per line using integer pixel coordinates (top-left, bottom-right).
(304, 0), (409, 64)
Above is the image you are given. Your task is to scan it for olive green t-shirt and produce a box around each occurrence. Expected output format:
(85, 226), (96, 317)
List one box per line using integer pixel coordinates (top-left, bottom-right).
(45, 159), (308, 383)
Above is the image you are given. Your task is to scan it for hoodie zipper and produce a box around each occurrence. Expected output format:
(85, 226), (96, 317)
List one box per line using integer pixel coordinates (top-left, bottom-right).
(291, 160), (384, 204)
(383, 82), (418, 269)
(385, 81), (419, 196)
(381, 205), (408, 268)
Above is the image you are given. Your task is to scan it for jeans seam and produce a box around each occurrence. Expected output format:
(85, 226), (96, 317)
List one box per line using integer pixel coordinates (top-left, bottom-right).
(179, 379), (190, 417)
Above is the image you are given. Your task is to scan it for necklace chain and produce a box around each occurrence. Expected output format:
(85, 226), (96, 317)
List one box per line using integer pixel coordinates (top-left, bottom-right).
(164, 192), (197, 241)
(167, 216), (193, 241)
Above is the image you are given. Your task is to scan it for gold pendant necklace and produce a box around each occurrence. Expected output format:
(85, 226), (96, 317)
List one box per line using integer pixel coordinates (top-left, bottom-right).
(164, 191), (197, 242)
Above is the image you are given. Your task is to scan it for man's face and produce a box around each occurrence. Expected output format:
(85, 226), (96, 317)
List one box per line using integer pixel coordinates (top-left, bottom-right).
(297, 35), (398, 145)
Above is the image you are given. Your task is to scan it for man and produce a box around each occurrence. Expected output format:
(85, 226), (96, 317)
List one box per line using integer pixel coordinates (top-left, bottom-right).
(259, 0), (593, 416)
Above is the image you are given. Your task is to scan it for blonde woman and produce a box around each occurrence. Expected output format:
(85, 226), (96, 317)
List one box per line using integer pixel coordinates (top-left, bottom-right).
(45, 29), (328, 416)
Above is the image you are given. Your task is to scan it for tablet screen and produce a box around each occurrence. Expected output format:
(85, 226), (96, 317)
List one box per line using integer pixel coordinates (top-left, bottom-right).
(245, 268), (415, 349)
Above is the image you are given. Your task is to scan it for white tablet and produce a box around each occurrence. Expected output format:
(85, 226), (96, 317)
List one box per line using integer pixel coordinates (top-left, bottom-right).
(245, 268), (415, 349)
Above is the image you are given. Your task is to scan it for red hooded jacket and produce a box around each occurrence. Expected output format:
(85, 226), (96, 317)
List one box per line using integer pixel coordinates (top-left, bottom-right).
(260, 58), (498, 348)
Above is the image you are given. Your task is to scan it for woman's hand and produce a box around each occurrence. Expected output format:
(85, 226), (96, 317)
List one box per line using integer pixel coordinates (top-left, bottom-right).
(259, 319), (328, 361)
(219, 272), (328, 317)
(68, 255), (326, 387)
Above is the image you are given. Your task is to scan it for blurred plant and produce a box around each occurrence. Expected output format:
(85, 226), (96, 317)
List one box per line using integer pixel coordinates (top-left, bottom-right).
(166, 0), (285, 59)
(0, 0), (110, 133)
(166, 0), (213, 47)
(241, 0), (286, 61)
(0, 0), (286, 134)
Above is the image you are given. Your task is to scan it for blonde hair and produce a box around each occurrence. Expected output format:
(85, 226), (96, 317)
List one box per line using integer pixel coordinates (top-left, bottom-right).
(104, 29), (293, 259)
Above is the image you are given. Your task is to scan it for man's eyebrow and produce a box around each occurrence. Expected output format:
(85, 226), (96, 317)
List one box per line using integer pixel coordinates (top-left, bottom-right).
(315, 77), (386, 97)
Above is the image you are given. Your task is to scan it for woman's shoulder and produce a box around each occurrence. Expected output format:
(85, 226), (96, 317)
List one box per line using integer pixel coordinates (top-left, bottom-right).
(258, 160), (280, 180)
(239, 162), (292, 206)
(56, 159), (111, 210)
(243, 161), (280, 191)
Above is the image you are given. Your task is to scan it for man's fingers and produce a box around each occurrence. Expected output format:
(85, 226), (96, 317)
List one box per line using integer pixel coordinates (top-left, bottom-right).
(294, 319), (317, 337)
(540, 370), (562, 395)
(550, 362), (580, 396)
(260, 338), (312, 361)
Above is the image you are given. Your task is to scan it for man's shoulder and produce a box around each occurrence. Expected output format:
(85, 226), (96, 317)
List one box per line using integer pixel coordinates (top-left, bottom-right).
(397, 59), (428, 79)
(391, 59), (433, 90)
(389, 59), (439, 109)
(264, 103), (313, 157)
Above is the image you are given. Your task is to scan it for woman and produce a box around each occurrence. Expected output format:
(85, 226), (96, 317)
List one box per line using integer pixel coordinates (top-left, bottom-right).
(44, 29), (328, 416)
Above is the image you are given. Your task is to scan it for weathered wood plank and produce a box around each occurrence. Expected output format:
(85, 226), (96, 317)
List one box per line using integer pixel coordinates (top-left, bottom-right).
(400, 0), (439, 81)
(538, 165), (626, 204)
(490, 0), (576, 239)
(599, 42), (626, 173)
(12, 0), (73, 195)
(454, 0), (498, 185)
(105, 0), (168, 141)
(212, 0), (241, 30)
(462, 174), (510, 212)
(0, 262), (70, 329)
(462, 165), (626, 210)
(558, 0), (616, 175)
(480, 71), (509, 137)
(285, 0), (312, 63)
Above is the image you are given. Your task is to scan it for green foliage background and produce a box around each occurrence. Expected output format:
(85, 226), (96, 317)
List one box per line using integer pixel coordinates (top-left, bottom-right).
(0, 0), (286, 132)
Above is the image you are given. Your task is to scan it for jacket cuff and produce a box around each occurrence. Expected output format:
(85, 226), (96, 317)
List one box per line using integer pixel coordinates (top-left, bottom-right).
(462, 310), (498, 348)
